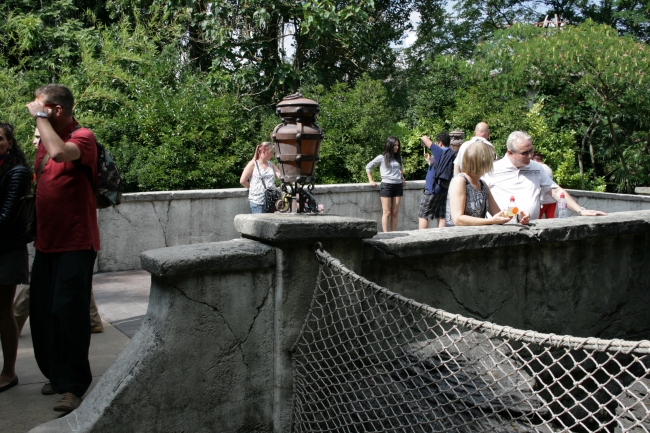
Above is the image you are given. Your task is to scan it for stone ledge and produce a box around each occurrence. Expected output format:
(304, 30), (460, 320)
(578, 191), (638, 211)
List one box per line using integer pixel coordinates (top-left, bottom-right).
(122, 188), (249, 202)
(119, 181), (426, 202)
(568, 189), (650, 202)
(234, 214), (377, 242)
(364, 210), (650, 259)
(140, 239), (275, 276)
(118, 183), (649, 203)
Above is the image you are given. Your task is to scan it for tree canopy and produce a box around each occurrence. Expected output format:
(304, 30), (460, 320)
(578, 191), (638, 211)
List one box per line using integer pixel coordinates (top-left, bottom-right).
(1, 0), (649, 192)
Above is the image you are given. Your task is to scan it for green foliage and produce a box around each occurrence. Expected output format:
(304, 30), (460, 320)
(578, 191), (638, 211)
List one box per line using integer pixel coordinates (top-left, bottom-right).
(1, 0), (648, 194)
(410, 0), (650, 62)
(524, 103), (606, 191)
(0, 66), (39, 162)
(474, 21), (650, 192)
(302, 76), (400, 184)
(62, 22), (257, 191)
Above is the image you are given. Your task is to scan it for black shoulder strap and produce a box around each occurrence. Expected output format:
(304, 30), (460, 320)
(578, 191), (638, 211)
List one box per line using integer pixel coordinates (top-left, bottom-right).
(69, 125), (97, 189)
(254, 160), (268, 190)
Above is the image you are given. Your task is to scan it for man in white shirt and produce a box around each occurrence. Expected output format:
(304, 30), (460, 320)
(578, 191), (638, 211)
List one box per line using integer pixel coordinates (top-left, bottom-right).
(483, 131), (607, 220)
(453, 122), (495, 175)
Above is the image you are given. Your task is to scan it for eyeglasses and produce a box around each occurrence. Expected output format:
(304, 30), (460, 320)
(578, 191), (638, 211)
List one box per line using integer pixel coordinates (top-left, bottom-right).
(512, 148), (535, 156)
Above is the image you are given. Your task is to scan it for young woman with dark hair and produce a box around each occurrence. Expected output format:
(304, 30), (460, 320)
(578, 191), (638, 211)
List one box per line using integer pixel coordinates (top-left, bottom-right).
(366, 136), (406, 232)
(0, 123), (33, 392)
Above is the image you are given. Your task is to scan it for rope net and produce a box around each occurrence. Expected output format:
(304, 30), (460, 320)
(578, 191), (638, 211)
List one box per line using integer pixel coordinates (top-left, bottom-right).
(291, 249), (650, 433)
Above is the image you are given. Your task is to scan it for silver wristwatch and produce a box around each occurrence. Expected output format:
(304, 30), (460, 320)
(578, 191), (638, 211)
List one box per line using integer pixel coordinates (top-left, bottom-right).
(33, 112), (48, 121)
(578, 206), (586, 216)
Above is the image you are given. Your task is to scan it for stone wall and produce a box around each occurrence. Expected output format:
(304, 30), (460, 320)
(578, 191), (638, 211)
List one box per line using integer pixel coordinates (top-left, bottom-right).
(361, 210), (650, 341)
(31, 211), (650, 432)
(96, 182), (650, 272)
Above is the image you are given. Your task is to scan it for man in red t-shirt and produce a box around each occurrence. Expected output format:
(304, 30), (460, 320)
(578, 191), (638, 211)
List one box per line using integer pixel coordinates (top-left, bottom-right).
(26, 84), (100, 413)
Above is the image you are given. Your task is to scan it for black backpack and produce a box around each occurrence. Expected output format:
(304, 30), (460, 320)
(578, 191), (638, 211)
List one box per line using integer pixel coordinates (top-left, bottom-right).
(433, 147), (455, 189)
(72, 127), (124, 209)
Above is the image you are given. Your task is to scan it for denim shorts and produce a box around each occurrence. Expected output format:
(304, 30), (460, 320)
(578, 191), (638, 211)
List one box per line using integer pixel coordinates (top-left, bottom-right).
(379, 182), (403, 198)
(249, 202), (265, 214)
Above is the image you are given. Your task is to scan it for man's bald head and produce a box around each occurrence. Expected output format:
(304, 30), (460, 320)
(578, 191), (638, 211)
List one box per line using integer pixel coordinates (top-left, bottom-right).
(475, 122), (490, 139)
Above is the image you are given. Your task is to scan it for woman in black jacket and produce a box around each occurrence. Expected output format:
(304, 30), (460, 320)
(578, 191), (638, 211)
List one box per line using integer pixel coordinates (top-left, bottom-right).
(0, 123), (32, 392)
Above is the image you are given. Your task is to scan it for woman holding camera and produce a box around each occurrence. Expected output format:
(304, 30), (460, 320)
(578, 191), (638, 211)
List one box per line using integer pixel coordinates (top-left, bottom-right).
(366, 137), (406, 232)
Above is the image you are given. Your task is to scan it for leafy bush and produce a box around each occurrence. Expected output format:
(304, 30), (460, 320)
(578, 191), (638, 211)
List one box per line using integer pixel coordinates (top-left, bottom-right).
(302, 76), (401, 184)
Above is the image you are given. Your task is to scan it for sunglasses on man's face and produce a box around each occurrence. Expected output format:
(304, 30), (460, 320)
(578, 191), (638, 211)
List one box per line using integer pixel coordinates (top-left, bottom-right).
(512, 149), (535, 156)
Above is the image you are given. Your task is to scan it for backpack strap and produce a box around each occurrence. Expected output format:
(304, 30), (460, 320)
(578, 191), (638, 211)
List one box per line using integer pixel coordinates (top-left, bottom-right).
(29, 152), (51, 200)
(35, 153), (49, 185)
(69, 126), (97, 189)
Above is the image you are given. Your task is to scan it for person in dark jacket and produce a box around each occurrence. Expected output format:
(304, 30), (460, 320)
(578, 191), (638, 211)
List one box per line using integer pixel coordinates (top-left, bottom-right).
(0, 122), (32, 392)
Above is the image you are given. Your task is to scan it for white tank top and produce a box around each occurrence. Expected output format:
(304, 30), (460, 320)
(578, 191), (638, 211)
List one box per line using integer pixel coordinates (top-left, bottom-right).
(249, 162), (276, 205)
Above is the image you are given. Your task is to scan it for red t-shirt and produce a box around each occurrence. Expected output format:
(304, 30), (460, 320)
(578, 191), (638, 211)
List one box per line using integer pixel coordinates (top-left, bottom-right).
(34, 120), (100, 253)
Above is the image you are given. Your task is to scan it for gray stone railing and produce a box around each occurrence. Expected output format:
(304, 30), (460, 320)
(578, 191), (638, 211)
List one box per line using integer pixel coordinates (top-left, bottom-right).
(32, 210), (650, 432)
(361, 210), (650, 341)
(96, 181), (650, 272)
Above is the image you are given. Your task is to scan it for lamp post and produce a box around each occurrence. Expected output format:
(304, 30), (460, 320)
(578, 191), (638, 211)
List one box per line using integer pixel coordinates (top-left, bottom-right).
(272, 93), (324, 213)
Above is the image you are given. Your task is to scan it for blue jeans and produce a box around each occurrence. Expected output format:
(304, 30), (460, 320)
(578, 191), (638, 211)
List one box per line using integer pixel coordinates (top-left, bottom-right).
(250, 202), (265, 214)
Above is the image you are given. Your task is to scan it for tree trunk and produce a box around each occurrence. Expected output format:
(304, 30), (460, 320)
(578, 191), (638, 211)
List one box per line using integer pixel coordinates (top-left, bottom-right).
(580, 113), (598, 176)
(581, 113), (600, 184)
(293, 19), (303, 73)
(589, 134), (597, 180)
(588, 118), (598, 179)
(579, 134), (585, 177)
(605, 113), (633, 193)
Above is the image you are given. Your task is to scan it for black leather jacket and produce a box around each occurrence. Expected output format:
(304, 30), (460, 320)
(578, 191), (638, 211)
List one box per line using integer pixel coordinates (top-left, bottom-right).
(0, 165), (33, 255)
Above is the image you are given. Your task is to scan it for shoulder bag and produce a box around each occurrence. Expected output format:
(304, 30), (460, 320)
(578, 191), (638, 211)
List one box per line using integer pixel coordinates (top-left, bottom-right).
(255, 161), (280, 213)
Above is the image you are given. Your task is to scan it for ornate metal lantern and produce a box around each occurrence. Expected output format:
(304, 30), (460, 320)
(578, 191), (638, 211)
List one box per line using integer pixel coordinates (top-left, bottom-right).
(272, 93), (324, 213)
(449, 129), (465, 151)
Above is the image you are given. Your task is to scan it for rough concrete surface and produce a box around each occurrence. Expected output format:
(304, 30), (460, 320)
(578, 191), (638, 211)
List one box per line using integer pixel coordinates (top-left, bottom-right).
(31, 252), (276, 432)
(92, 270), (151, 338)
(21, 210), (650, 433)
(636, 187), (650, 196)
(95, 183), (650, 272)
(270, 238), (368, 432)
(140, 238), (276, 276)
(234, 213), (377, 242)
(0, 321), (130, 433)
(97, 196), (251, 272)
(364, 210), (650, 259)
(362, 211), (650, 341)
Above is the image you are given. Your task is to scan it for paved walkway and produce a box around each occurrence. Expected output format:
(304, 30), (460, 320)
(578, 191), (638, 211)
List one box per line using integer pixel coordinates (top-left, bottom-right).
(0, 270), (150, 433)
